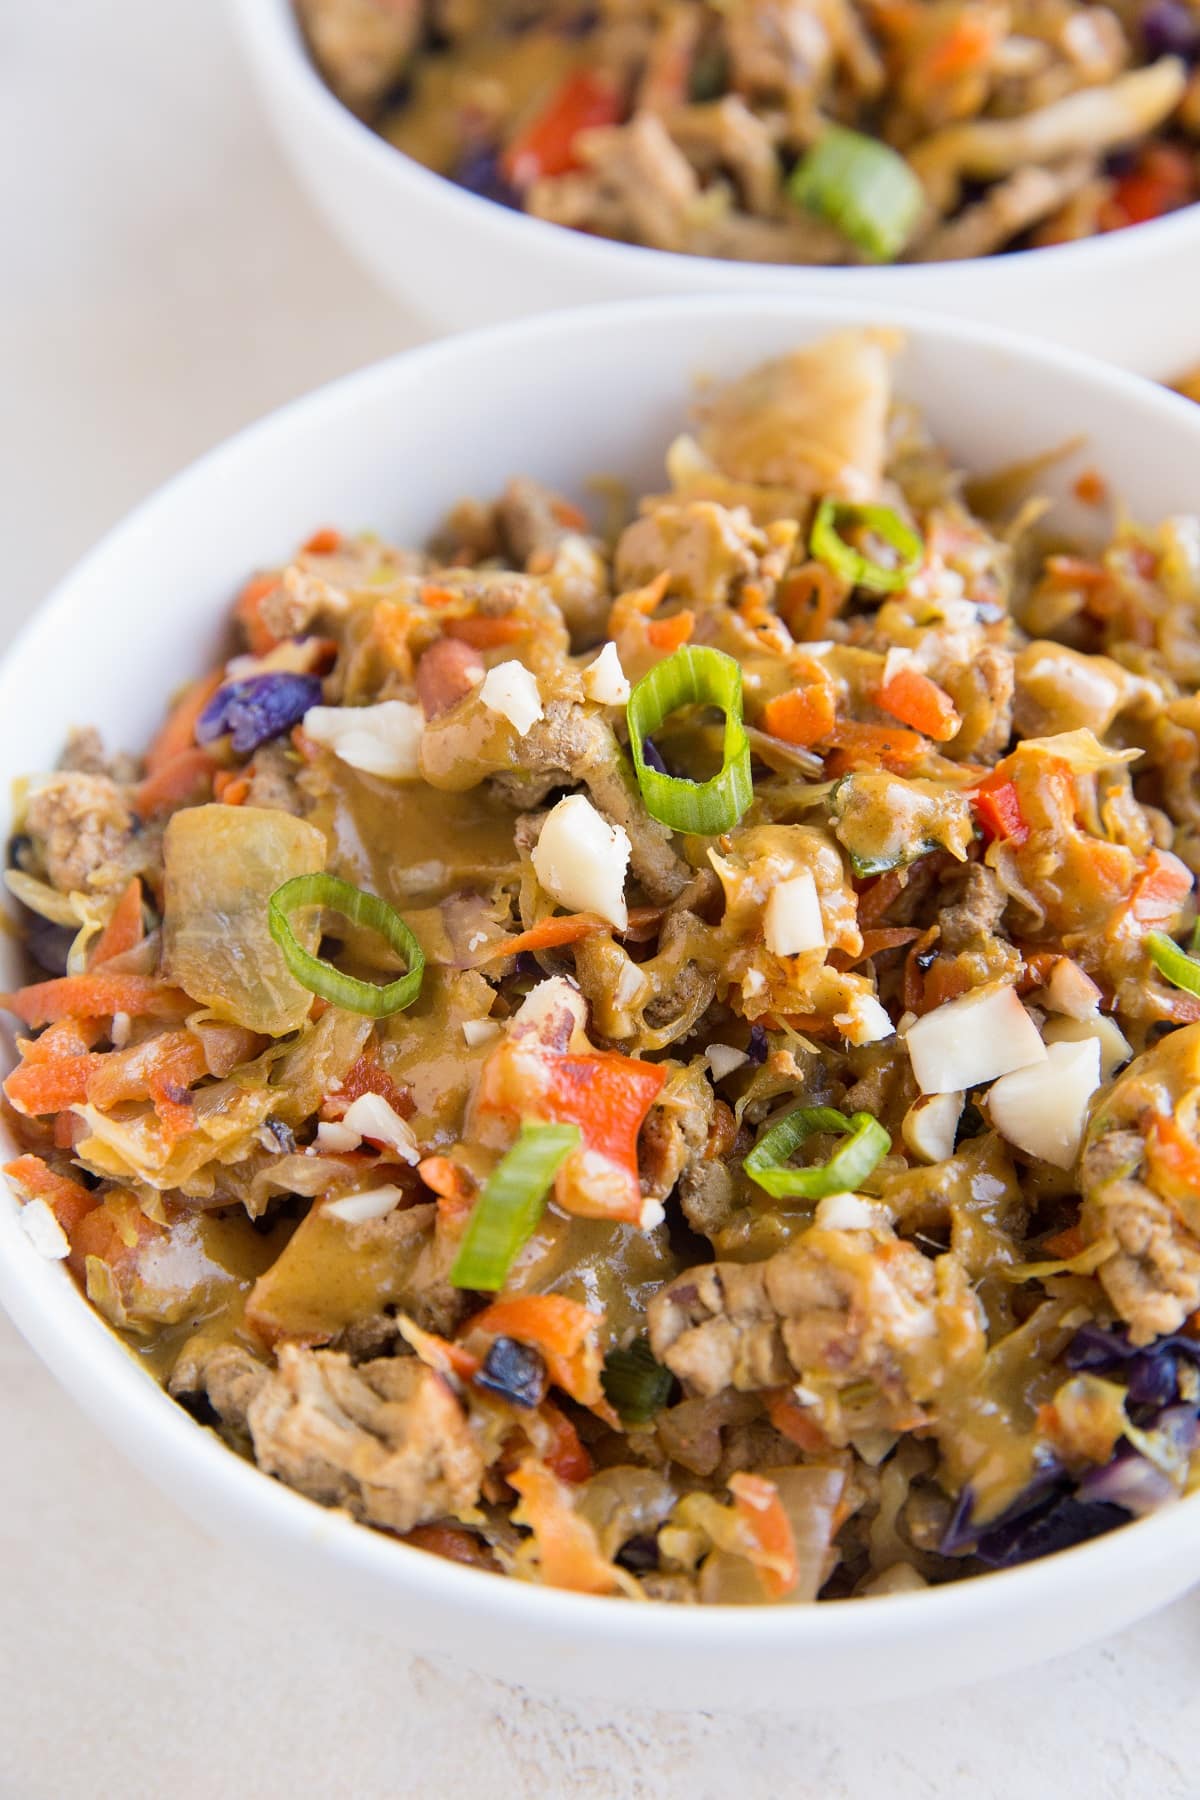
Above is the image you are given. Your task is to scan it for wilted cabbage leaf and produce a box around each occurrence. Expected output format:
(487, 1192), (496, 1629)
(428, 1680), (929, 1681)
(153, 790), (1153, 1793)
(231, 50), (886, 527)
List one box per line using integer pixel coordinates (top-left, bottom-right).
(163, 804), (327, 1035)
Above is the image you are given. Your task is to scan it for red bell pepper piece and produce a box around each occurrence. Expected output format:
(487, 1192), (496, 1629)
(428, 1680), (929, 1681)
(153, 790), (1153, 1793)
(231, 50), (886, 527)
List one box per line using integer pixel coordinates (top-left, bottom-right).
(502, 71), (623, 188)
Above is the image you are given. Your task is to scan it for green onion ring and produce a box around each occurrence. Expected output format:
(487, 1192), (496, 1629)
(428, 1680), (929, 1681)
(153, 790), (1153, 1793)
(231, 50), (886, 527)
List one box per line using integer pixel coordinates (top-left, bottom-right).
(626, 645), (753, 834)
(1147, 930), (1200, 998)
(601, 1335), (674, 1425)
(450, 1122), (582, 1292)
(810, 498), (924, 596)
(267, 872), (425, 1017)
(787, 125), (924, 264)
(744, 1105), (891, 1200)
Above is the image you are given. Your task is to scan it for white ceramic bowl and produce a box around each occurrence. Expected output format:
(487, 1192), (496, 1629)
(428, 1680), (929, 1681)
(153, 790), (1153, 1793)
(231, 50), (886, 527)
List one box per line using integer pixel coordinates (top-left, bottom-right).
(3, 297), (1200, 1711)
(228, 0), (1200, 373)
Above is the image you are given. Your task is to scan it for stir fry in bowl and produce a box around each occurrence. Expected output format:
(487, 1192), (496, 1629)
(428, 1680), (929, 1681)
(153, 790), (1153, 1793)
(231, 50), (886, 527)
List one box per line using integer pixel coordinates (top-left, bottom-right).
(6, 328), (1200, 1604)
(295, 0), (1200, 264)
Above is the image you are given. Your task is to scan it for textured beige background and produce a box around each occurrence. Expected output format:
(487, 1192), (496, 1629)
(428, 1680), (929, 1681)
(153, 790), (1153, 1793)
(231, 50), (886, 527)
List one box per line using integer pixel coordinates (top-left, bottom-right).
(2, 6), (1200, 1795)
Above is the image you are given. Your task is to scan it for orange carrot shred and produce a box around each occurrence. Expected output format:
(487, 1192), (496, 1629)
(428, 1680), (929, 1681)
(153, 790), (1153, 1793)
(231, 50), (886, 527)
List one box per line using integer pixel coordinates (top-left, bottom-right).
(90, 878), (144, 967)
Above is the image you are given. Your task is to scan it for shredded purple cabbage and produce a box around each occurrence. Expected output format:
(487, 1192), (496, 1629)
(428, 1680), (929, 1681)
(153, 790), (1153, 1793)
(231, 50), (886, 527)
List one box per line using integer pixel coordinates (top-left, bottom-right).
(454, 145), (520, 209)
(1142, 0), (1200, 59)
(746, 1023), (768, 1065)
(641, 737), (670, 775)
(1077, 1449), (1176, 1516)
(196, 673), (322, 757)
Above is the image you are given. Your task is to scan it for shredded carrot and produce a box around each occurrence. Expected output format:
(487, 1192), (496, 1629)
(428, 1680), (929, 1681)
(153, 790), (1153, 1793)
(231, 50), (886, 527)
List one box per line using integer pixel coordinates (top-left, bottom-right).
(1041, 1224), (1085, 1260)
(1148, 1113), (1200, 1201)
(419, 1155), (476, 1231)
(550, 497), (588, 531)
(535, 1399), (593, 1484)
(90, 878), (144, 966)
(856, 867), (909, 926)
(5, 1053), (105, 1116)
(761, 684), (837, 747)
(921, 12), (997, 84)
(235, 573), (281, 655)
(472, 906), (664, 965)
(86, 1030), (208, 1113)
(303, 527), (341, 556)
(1124, 849), (1194, 933)
(134, 746), (216, 819)
(397, 1315), (482, 1382)
(213, 769), (251, 806)
(143, 670), (223, 777)
(875, 666), (961, 742)
(728, 1472), (799, 1600)
(646, 609), (695, 652)
(420, 584), (460, 610)
(777, 563), (846, 639)
(0, 974), (187, 1028)
(825, 719), (928, 775)
(831, 925), (921, 971)
(508, 1460), (622, 1595)
(1073, 469), (1107, 507)
(20, 1017), (104, 1062)
(443, 615), (525, 648)
(3, 1155), (99, 1237)
(764, 1389), (830, 1454)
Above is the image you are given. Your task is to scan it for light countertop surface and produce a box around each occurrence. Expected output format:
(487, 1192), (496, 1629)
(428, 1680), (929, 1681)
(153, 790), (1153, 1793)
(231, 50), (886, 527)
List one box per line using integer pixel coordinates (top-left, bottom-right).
(2, 6), (1199, 1796)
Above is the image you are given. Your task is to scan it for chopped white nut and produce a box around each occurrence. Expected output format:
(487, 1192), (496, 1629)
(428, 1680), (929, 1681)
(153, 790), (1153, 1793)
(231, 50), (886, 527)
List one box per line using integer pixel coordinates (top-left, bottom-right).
(341, 1092), (419, 1163)
(314, 1119), (360, 1153)
(1044, 1011), (1132, 1080)
(19, 1198), (70, 1260)
(462, 1018), (501, 1048)
(706, 1043), (749, 1081)
(902, 1091), (964, 1164)
(532, 794), (630, 929)
(479, 660), (543, 737)
(763, 869), (825, 957)
(110, 1010), (132, 1049)
(303, 700), (425, 779)
(324, 1184), (407, 1225)
(987, 1038), (1101, 1170)
(1043, 957), (1102, 1021)
(639, 1199), (666, 1231)
(814, 1191), (890, 1231)
(514, 975), (590, 1043)
(742, 968), (767, 998)
(836, 994), (895, 1047)
(906, 982), (1046, 1095)
(581, 642), (630, 706)
(882, 646), (919, 685)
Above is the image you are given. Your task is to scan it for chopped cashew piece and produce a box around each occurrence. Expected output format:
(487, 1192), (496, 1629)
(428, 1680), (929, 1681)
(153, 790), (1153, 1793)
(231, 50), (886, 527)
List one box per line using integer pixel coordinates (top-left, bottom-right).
(532, 794), (631, 929)
(987, 1038), (1101, 1170)
(902, 1091), (964, 1164)
(1044, 958), (1102, 1021)
(706, 1043), (749, 1080)
(341, 1093), (420, 1163)
(323, 1185), (408, 1225)
(480, 660), (543, 736)
(906, 983), (1046, 1094)
(581, 642), (630, 706)
(19, 1198), (70, 1260)
(763, 869), (825, 957)
(303, 701), (425, 779)
(1044, 1012), (1132, 1080)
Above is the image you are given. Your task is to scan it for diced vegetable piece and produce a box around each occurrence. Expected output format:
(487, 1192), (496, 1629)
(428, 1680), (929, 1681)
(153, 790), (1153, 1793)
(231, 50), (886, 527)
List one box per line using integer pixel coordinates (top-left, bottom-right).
(762, 684), (837, 748)
(905, 982), (1046, 1095)
(987, 1038), (1101, 1169)
(162, 804), (327, 1035)
(875, 666), (960, 742)
(196, 673), (322, 756)
(763, 869), (825, 957)
(508, 1459), (625, 1595)
(971, 772), (1029, 846)
(531, 794), (631, 930)
(323, 1184), (407, 1224)
(502, 70), (623, 188)
(1043, 1012), (1132, 1080)
(788, 125), (924, 263)
(602, 1335), (673, 1425)
(467, 1293), (609, 1413)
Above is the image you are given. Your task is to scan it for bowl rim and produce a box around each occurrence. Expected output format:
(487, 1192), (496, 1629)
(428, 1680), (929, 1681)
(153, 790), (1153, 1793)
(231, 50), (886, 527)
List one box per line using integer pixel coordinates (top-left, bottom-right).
(4, 289), (1200, 1650)
(234, 0), (1200, 289)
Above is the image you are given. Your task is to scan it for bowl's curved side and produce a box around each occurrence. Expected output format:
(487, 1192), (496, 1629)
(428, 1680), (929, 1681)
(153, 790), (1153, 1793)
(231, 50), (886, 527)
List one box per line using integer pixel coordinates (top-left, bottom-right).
(228, 0), (1200, 369)
(3, 295), (1200, 1709)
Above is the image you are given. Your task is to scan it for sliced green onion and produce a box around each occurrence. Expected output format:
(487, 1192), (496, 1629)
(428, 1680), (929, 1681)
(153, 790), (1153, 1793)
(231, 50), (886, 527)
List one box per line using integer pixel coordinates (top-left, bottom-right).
(1147, 930), (1200, 997)
(602, 1335), (674, 1425)
(787, 125), (923, 263)
(450, 1122), (581, 1292)
(810, 498), (924, 596)
(744, 1105), (890, 1200)
(267, 873), (425, 1017)
(626, 646), (752, 834)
